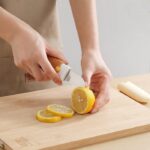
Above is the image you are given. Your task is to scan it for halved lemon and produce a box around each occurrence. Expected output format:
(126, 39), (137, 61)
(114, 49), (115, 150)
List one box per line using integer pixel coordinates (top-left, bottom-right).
(71, 87), (95, 114)
(46, 104), (74, 118)
(36, 109), (62, 123)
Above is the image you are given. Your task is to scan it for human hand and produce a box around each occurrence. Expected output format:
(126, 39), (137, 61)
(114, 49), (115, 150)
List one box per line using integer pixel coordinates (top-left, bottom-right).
(10, 24), (67, 85)
(81, 50), (112, 113)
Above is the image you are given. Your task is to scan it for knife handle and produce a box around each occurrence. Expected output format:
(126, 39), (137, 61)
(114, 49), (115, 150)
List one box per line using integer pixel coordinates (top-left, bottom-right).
(47, 56), (65, 72)
(25, 56), (65, 81)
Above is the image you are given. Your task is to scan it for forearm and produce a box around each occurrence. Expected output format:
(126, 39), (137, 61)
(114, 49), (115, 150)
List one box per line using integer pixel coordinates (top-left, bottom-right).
(70, 0), (100, 53)
(0, 7), (28, 43)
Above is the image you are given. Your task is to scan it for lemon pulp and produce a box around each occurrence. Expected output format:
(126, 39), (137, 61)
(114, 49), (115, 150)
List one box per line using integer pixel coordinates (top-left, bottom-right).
(71, 87), (95, 114)
(47, 104), (74, 118)
(36, 110), (62, 123)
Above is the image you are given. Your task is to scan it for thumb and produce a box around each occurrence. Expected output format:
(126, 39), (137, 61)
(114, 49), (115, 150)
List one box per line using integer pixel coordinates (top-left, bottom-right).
(45, 43), (68, 64)
(82, 70), (92, 87)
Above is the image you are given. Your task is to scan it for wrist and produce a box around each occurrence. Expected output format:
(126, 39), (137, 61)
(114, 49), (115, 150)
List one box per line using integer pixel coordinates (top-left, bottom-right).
(81, 48), (102, 57)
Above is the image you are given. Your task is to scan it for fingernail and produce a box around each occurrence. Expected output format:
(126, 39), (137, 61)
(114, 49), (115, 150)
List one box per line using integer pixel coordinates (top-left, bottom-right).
(58, 80), (62, 85)
(56, 78), (62, 85)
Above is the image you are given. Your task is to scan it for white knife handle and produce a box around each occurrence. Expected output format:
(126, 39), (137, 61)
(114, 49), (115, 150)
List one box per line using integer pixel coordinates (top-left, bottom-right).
(117, 81), (150, 104)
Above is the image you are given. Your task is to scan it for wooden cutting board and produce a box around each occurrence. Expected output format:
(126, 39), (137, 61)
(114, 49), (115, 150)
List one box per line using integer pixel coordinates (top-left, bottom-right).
(0, 80), (150, 150)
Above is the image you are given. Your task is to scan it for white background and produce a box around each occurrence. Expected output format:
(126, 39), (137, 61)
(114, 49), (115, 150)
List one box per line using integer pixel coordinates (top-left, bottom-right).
(58, 0), (150, 77)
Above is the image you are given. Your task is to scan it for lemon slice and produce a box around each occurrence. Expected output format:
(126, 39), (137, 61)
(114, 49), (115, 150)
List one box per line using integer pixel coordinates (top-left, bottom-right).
(46, 104), (74, 118)
(71, 87), (95, 114)
(36, 110), (62, 123)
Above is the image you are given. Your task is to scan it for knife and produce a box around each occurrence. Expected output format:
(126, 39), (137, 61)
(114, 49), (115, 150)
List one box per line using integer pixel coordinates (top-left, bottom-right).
(25, 56), (71, 82)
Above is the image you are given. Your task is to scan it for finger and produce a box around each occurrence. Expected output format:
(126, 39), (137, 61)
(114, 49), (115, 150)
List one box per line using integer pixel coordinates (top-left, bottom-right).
(25, 67), (49, 81)
(25, 65), (34, 80)
(45, 42), (68, 64)
(37, 65), (52, 81)
(25, 73), (34, 81)
(39, 57), (62, 85)
(90, 82), (101, 92)
(17, 64), (34, 81)
(91, 93), (110, 113)
(29, 64), (44, 81)
(15, 62), (30, 74)
(82, 71), (92, 87)
(91, 81), (110, 113)
(24, 66), (35, 81)
(90, 74), (110, 91)
(26, 65), (32, 74)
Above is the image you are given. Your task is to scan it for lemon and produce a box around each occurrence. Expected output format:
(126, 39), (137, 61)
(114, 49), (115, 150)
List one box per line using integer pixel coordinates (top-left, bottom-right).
(46, 104), (74, 118)
(71, 87), (95, 114)
(36, 109), (62, 123)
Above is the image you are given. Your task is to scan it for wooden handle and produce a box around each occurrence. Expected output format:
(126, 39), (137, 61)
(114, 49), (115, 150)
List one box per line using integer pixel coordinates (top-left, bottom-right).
(47, 56), (64, 68)
(25, 56), (65, 81)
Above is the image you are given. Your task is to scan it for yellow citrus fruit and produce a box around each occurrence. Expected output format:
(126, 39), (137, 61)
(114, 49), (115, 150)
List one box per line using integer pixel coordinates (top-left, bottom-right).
(46, 104), (74, 118)
(36, 109), (62, 123)
(55, 66), (61, 72)
(71, 87), (95, 114)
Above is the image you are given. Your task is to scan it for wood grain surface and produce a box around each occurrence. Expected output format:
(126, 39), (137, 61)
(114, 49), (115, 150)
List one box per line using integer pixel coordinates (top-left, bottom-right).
(0, 75), (150, 150)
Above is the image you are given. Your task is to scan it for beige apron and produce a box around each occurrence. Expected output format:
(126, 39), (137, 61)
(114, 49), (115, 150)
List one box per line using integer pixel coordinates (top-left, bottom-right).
(0, 0), (63, 96)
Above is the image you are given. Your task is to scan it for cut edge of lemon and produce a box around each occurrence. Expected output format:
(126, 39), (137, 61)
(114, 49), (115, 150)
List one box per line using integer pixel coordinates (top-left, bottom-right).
(71, 87), (95, 114)
(36, 109), (62, 123)
(46, 104), (74, 118)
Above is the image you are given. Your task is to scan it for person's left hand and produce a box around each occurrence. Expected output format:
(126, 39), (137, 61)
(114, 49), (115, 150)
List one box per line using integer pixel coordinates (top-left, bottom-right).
(81, 50), (112, 113)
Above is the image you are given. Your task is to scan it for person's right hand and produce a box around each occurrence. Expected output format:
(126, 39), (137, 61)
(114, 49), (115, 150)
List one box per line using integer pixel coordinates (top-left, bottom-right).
(10, 24), (67, 85)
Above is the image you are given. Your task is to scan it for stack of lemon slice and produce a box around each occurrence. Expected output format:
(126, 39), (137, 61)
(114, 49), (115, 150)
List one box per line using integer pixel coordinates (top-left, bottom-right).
(36, 104), (74, 123)
(36, 109), (62, 123)
(36, 87), (95, 123)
